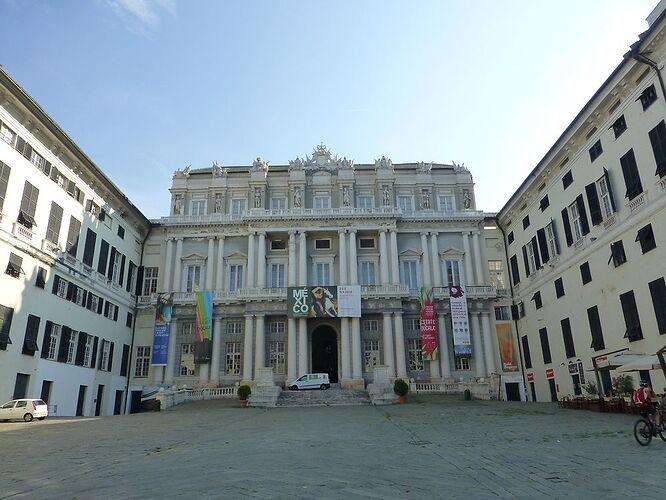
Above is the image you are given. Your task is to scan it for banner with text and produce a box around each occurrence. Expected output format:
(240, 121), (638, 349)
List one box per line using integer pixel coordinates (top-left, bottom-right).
(151, 293), (173, 366)
(449, 285), (472, 358)
(288, 286), (361, 318)
(496, 322), (519, 372)
(419, 287), (439, 360)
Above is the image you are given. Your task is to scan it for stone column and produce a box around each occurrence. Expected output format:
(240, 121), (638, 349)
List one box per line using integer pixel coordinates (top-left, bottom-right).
(382, 312), (395, 377)
(340, 318), (351, 382)
(205, 237), (215, 289)
(246, 232), (256, 288)
(287, 317), (297, 380)
(299, 232), (307, 286)
(390, 229), (399, 286)
(470, 312), (486, 377)
(393, 312), (407, 378)
(172, 238), (183, 292)
(242, 315), (254, 382)
(351, 317), (362, 379)
(288, 231), (296, 286)
(210, 317), (222, 385)
(420, 232), (431, 286)
(215, 237), (225, 291)
(339, 230), (348, 284)
(430, 232), (442, 286)
(481, 312), (496, 374)
(472, 231), (484, 286)
(254, 315), (265, 378)
(462, 232), (474, 286)
(298, 318), (308, 375)
(348, 230), (358, 284)
(163, 238), (174, 293)
(164, 318), (178, 384)
(257, 232), (267, 288)
(379, 229), (389, 285)
(438, 314), (451, 378)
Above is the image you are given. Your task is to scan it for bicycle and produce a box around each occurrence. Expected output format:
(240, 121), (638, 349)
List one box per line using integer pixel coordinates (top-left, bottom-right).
(633, 404), (666, 446)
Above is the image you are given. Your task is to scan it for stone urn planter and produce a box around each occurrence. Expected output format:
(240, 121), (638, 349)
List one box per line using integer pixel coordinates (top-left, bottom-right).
(237, 385), (251, 408)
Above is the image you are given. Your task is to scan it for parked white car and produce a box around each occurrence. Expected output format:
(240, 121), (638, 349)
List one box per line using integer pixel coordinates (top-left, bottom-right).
(0, 399), (48, 422)
(288, 373), (331, 390)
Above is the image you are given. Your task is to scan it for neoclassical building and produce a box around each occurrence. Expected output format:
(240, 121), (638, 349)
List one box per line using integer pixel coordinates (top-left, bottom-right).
(130, 145), (520, 398)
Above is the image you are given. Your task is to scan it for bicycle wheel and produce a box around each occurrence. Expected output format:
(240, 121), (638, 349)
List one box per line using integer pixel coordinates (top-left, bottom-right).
(634, 419), (652, 446)
(658, 422), (666, 442)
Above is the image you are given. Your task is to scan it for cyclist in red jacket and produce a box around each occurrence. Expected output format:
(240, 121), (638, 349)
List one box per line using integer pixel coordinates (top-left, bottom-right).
(633, 381), (660, 432)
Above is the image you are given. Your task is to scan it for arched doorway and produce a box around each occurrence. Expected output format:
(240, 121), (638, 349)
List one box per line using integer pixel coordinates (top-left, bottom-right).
(311, 326), (338, 383)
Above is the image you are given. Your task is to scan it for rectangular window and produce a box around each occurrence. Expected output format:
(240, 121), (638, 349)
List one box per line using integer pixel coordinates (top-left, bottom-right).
(455, 357), (470, 370)
(135, 346), (151, 377)
(185, 264), (202, 292)
(190, 200), (206, 216)
(545, 221), (558, 258)
(620, 149), (643, 200)
(117, 225), (125, 239)
(18, 181), (39, 229)
(0, 121), (16, 146)
(402, 260), (419, 289)
(507, 231), (514, 244)
(532, 291), (542, 309)
(270, 263), (285, 288)
(408, 338), (424, 371)
(611, 114), (627, 138)
(359, 261), (376, 285)
(45, 202), (63, 244)
(227, 322), (242, 334)
(46, 324), (61, 360)
(649, 120), (666, 177)
(358, 238), (375, 249)
(104, 302), (118, 321)
(562, 170), (574, 189)
(315, 262), (331, 285)
(55, 276), (68, 298)
(569, 201), (582, 242)
(270, 239), (286, 250)
(35, 267), (47, 288)
(66, 217), (81, 258)
(445, 260), (462, 286)
(5, 253), (22, 278)
(509, 254), (520, 286)
(142, 267), (158, 295)
(596, 174), (615, 219)
(526, 239), (538, 275)
(126, 312), (133, 328)
(620, 290), (643, 341)
(580, 261), (592, 285)
(522, 335), (532, 369)
(639, 84), (657, 110)
(610, 240), (627, 267)
(180, 344), (195, 376)
(270, 197), (286, 210)
(0, 161), (10, 213)
(554, 277), (565, 298)
(83, 335), (93, 367)
(269, 321), (285, 334)
(495, 306), (511, 321)
(363, 319), (379, 331)
(438, 194), (454, 212)
(648, 277), (666, 335)
(636, 224), (656, 254)
(226, 342), (242, 375)
(539, 195), (549, 211)
(231, 199), (246, 215)
(269, 341), (286, 375)
(100, 340), (111, 371)
(363, 339), (380, 373)
(589, 140), (603, 162)
(407, 319), (421, 331)
(67, 331), (78, 364)
(488, 260), (505, 289)
(22, 314), (40, 356)
(315, 239), (331, 250)
(397, 195), (413, 212)
(357, 196), (373, 209)
(561, 318), (575, 358)
(0, 303), (14, 350)
(313, 194), (330, 209)
(229, 264), (243, 292)
(539, 328), (552, 364)
(522, 215), (530, 229)
(87, 293), (100, 313)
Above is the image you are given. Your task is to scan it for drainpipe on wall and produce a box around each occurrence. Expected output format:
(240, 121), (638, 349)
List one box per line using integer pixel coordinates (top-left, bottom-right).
(627, 50), (666, 104)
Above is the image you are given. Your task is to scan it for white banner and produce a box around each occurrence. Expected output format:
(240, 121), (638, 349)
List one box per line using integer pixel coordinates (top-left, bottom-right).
(337, 285), (361, 317)
(449, 285), (472, 357)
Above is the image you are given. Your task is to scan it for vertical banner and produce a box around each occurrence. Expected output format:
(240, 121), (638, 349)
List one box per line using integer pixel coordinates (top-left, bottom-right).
(449, 285), (472, 358)
(151, 293), (172, 366)
(194, 291), (213, 364)
(496, 323), (519, 372)
(338, 285), (362, 317)
(419, 287), (439, 360)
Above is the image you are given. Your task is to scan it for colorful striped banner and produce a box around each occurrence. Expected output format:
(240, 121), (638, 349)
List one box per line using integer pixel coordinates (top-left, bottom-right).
(195, 290), (213, 341)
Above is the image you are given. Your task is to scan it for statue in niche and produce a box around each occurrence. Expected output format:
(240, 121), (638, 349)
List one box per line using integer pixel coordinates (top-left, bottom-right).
(293, 187), (302, 208)
(254, 189), (262, 208)
(173, 195), (183, 215)
(342, 186), (351, 207)
(421, 189), (430, 209)
(463, 189), (472, 209)
(214, 194), (223, 213)
(382, 185), (391, 206)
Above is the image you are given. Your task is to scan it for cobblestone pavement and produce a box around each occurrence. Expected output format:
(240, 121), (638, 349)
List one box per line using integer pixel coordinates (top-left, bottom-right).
(0, 395), (663, 499)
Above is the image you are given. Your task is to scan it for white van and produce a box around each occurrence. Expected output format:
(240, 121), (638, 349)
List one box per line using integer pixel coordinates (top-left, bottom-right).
(287, 373), (331, 391)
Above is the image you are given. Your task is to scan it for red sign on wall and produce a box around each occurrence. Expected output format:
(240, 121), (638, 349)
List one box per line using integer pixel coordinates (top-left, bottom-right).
(527, 372), (534, 382)
(546, 368), (555, 379)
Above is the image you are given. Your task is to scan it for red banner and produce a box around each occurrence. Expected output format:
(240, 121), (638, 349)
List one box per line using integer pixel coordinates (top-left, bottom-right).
(419, 288), (439, 360)
(546, 368), (555, 379)
(527, 372), (534, 382)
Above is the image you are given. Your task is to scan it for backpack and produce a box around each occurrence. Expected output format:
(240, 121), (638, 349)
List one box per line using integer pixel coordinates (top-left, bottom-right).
(632, 387), (648, 407)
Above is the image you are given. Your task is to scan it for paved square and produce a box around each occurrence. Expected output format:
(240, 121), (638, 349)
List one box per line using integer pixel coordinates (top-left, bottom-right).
(0, 396), (662, 499)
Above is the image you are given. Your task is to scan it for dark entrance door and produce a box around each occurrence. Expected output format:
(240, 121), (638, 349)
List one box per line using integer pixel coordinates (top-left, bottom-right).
(114, 390), (124, 415)
(76, 385), (87, 416)
(572, 374), (582, 395)
(530, 382), (537, 402)
(95, 385), (104, 416)
(40, 380), (53, 404)
(600, 370), (612, 396)
(312, 326), (338, 383)
(548, 379), (558, 402)
(130, 390), (142, 414)
(13, 373), (29, 400)
(505, 382), (521, 401)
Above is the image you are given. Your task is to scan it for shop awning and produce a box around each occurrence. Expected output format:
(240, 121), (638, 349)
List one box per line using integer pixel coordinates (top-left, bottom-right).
(592, 351), (645, 370)
(616, 354), (661, 373)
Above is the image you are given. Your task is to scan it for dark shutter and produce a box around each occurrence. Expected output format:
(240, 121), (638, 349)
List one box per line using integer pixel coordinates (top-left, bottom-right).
(15, 136), (26, 155)
(36, 267), (47, 288)
(561, 208), (573, 247)
(66, 282), (75, 302)
(620, 149), (643, 200)
(521, 335), (532, 369)
(0, 305), (13, 350)
(648, 277), (666, 334)
(549, 219), (561, 255)
(539, 327), (552, 364)
(58, 326), (72, 362)
(126, 262), (135, 292)
(119, 255), (126, 286)
(97, 240), (109, 274)
(83, 229), (97, 267)
(561, 318), (575, 358)
(98, 340), (105, 369)
(522, 245), (530, 277)
(602, 168), (616, 212)
(107, 247), (117, 280)
(22, 314), (40, 355)
(97, 298), (104, 314)
(531, 236), (541, 269)
(81, 290), (88, 307)
(585, 183), (602, 226)
(620, 290), (643, 341)
(91, 336), (99, 368)
(120, 344), (130, 377)
(40, 321), (53, 359)
(66, 217), (81, 258)
(52, 275), (61, 295)
(576, 194), (589, 236)
(135, 266), (144, 296)
(511, 304), (519, 320)
(108, 342), (115, 373)
(537, 228), (549, 264)
(75, 332), (87, 366)
(86, 293), (93, 310)
(510, 255), (520, 286)
(649, 120), (666, 177)
(113, 306), (119, 322)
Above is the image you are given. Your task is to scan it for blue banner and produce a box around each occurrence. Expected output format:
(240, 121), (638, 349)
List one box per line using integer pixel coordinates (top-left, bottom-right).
(151, 323), (170, 366)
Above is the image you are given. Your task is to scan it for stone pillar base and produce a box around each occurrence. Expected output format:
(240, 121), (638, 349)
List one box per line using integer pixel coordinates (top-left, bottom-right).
(340, 378), (365, 390)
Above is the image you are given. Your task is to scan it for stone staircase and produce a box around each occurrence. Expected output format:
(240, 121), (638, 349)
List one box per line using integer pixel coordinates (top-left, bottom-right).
(276, 385), (371, 407)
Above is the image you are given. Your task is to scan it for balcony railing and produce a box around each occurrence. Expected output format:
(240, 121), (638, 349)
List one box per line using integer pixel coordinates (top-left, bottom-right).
(12, 222), (33, 241)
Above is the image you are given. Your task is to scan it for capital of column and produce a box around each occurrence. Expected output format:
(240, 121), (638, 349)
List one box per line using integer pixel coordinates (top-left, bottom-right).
(420, 231), (430, 237)
(338, 229), (348, 235)
(217, 235), (226, 241)
(348, 229), (357, 235)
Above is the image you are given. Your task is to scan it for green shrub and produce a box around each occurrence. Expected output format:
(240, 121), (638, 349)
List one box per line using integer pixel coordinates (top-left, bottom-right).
(393, 379), (409, 397)
(237, 385), (252, 400)
(612, 375), (634, 395)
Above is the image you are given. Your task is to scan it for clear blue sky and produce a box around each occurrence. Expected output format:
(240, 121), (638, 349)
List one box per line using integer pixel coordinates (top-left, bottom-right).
(0, 0), (657, 218)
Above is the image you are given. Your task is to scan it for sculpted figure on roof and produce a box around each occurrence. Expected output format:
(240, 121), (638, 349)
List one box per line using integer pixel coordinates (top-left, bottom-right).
(173, 165), (191, 179)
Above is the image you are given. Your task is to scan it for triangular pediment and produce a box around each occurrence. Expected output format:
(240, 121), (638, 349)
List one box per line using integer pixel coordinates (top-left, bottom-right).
(399, 248), (422, 258)
(181, 252), (207, 261)
(225, 251), (247, 260)
(440, 246), (465, 257)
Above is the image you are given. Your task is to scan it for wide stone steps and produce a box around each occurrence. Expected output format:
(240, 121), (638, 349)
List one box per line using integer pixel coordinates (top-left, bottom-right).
(276, 387), (371, 407)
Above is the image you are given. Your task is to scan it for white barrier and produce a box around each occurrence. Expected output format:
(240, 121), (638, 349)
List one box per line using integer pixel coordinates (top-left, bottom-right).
(156, 387), (236, 410)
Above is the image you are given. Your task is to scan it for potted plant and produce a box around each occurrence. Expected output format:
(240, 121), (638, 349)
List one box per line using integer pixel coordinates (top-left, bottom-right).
(237, 385), (251, 408)
(612, 374), (634, 396)
(393, 379), (409, 404)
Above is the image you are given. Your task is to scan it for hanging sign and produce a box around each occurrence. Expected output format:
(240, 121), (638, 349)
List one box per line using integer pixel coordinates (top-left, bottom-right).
(419, 287), (439, 360)
(151, 293), (172, 366)
(449, 285), (472, 358)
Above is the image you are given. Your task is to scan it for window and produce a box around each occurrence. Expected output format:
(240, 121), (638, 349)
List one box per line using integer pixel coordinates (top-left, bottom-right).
(227, 321), (242, 334)
(649, 120), (666, 177)
(269, 341), (286, 374)
(104, 302), (118, 321)
(109, 250), (121, 284)
(313, 194), (330, 209)
(226, 342), (241, 375)
(620, 290), (643, 341)
(184, 264), (202, 292)
(0, 161), (10, 213)
(539, 195), (549, 211)
(648, 277), (666, 335)
(126, 312), (133, 328)
(46, 324), (60, 361)
(609, 240), (627, 267)
(397, 195), (413, 212)
(488, 260), (505, 289)
(180, 344), (195, 376)
(0, 121), (16, 145)
(315, 239), (331, 250)
(270, 263), (285, 288)
(67, 331), (78, 364)
(612, 115), (627, 138)
(117, 225), (125, 239)
(509, 254), (520, 286)
(359, 261), (376, 285)
(54, 276), (68, 298)
(569, 201), (583, 242)
(363, 340), (380, 372)
(100, 340), (111, 371)
(74, 286), (86, 306)
(191, 200), (206, 216)
(85, 199), (100, 216)
(271, 240), (286, 250)
(589, 140), (603, 162)
(455, 357), (470, 370)
(5, 253), (22, 278)
(35, 267), (47, 288)
(580, 261), (592, 285)
(87, 293), (100, 313)
(620, 149), (643, 200)
(596, 174), (615, 220)
(438, 194), (454, 212)
(522, 215), (530, 229)
(507, 231), (514, 244)
(561, 318), (575, 358)
(522, 335), (532, 369)
(407, 338), (423, 371)
(18, 181), (39, 229)
(525, 239), (538, 275)
(83, 335), (93, 367)
(82, 229), (97, 267)
(359, 238), (375, 249)
(363, 319), (379, 331)
(229, 264), (243, 292)
(0, 303), (14, 350)
(135, 346), (151, 377)
(270, 197), (286, 210)
(44, 202), (63, 244)
(639, 84), (657, 110)
(269, 321), (285, 334)
(22, 314), (40, 356)
(539, 328), (552, 364)
(402, 260), (419, 289)
(495, 306), (511, 321)
(143, 267), (158, 296)
(315, 262), (331, 285)
(407, 319), (421, 331)
(444, 260), (462, 286)
(545, 221), (558, 258)
(231, 199), (246, 215)
(357, 196), (373, 209)
(636, 224), (656, 254)
(532, 291), (542, 310)
(554, 277), (565, 298)
(562, 170), (574, 189)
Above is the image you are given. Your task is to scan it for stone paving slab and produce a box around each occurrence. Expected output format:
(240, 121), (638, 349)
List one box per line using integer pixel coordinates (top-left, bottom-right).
(0, 395), (662, 499)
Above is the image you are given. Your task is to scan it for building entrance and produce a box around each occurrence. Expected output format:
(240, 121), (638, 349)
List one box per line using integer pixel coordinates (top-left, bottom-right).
(311, 326), (338, 383)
